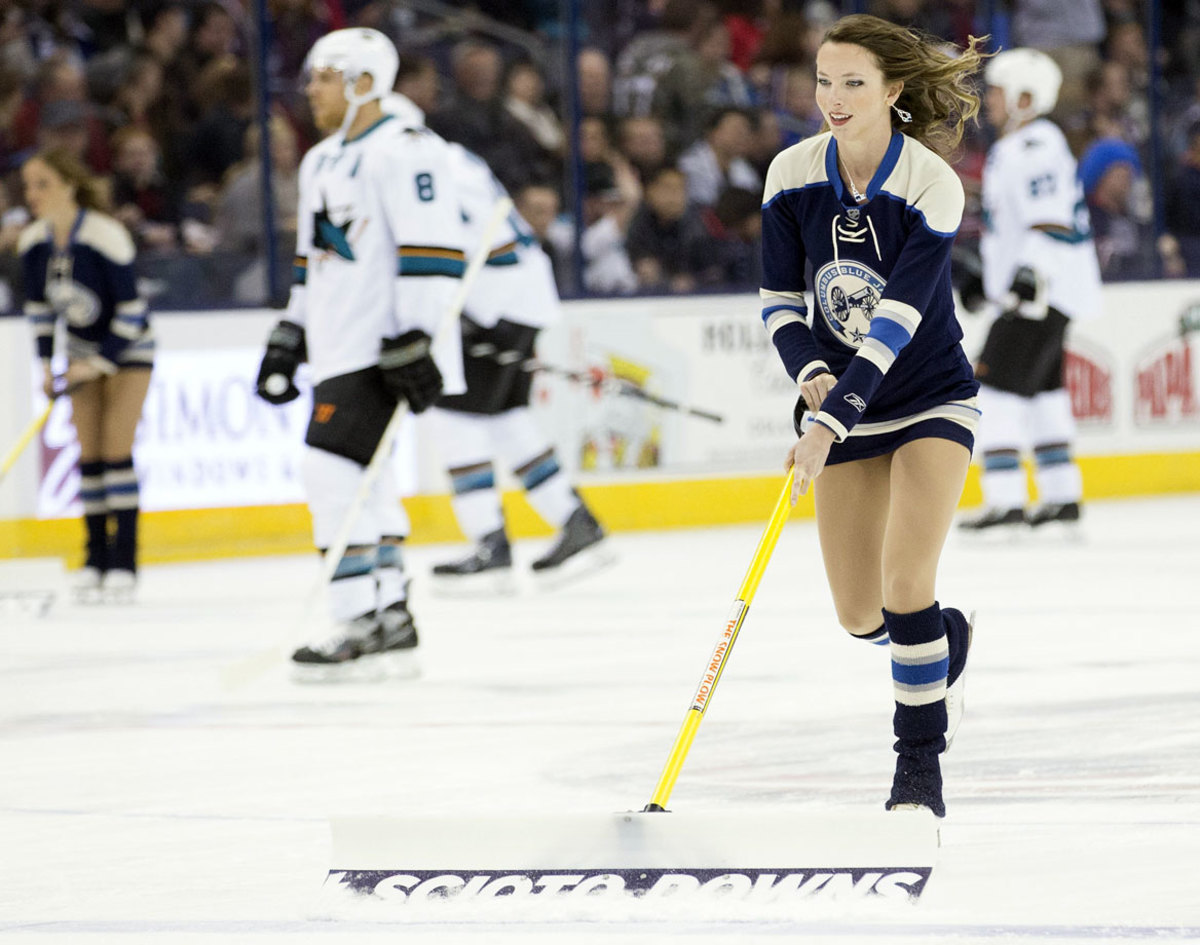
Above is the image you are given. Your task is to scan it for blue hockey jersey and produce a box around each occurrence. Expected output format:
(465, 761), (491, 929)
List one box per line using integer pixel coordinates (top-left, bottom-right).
(20, 210), (152, 372)
(760, 131), (978, 442)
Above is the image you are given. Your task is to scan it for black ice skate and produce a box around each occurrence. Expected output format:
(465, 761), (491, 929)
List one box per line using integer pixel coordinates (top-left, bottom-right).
(957, 506), (1025, 533)
(531, 504), (614, 588)
(290, 612), (378, 682)
(1026, 501), (1081, 528)
(364, 600), (421, 678)
(430, 528), (515, 596)
(885, 745), (945, 818)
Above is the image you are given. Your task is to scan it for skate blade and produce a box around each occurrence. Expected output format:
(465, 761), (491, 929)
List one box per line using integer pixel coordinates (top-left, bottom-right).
(531, 542), (618, 591)
(72, 586), (105, 605)
(429, 569), (518, 598)
(290, 651), (422, 684)
(1028, 520), (1084, 543)
(374, 649), (422, 680)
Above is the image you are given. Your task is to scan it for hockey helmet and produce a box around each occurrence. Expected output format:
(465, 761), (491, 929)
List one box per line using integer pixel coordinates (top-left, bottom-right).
(984, 47), (1062, 121)
(305, 28), (399, 103)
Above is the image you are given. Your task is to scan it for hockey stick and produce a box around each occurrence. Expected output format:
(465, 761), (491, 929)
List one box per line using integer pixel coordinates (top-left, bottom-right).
(0, 383), (81, 486)
(222, 197), (513, 689)
(463, 342), (724, 423)
(525, 359), (725, 423)
(644, 467), (794, 811)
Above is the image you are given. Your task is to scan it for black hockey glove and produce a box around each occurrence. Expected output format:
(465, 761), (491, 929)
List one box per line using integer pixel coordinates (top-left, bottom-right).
(380, 329), (443, 413)
(255, 320), (306, 405)
(1001, 265), (1048, 320)
(950, 243), (987, 314)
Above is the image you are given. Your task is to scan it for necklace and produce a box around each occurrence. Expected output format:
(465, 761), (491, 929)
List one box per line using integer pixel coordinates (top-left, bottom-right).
(839, 155), (867, 204)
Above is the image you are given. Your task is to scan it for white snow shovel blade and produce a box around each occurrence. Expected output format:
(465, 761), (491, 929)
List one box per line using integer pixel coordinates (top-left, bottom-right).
(318, 809), (939, 916)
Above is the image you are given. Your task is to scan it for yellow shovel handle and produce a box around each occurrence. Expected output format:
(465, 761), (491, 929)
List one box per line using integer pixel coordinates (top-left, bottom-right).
(645, 468), (795, 811)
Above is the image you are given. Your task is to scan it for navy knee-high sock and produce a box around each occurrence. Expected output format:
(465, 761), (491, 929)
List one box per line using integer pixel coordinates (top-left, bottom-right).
(884, 602), (949, 751)
(103, 458), (140, 573)
(80, 460), (108, 570)
(884, 602), (950, 814)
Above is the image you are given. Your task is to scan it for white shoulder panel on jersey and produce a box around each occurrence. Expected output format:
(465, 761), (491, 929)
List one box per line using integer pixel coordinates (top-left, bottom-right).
(16, 219), (51, 255)
(762, 133), (832, 204)
(75, 212), (136, 265)
(879, 136), (964, 236)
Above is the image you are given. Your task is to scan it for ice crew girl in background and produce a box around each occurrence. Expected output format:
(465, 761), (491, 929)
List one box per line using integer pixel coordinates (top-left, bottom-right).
(20, 148), (154, 604)
(760, 15), (984, 816)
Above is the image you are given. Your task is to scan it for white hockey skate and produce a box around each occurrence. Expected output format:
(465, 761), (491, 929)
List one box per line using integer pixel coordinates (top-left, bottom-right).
(103, 569), (137, 604)
(71, 566), (105, 604)
(944, 610), (975, 751)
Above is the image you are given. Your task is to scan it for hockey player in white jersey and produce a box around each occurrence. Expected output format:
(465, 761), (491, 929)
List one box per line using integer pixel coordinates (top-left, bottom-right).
(254, 29), (468, 679)
(957, 48), (1101, 532)
(383, 92), (610, 592)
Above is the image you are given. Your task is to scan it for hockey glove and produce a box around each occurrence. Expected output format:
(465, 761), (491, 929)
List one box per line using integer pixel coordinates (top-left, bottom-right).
(950, 243), (987, 314)
(380, 329), (443, 413)
(255, 320), (306, 405)
(1001, 265), (1048, 320)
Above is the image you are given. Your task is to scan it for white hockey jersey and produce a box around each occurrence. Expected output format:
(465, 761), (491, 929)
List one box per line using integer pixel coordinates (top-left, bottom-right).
(285, 114), (468, 389)
(382, 93), (560, 330)
(447, 141), (561, 330)
(980, 118), (1102, 320)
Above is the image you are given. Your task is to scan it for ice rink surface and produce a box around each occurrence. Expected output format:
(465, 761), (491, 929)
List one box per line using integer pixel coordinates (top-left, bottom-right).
(3, 493), (1200, 944)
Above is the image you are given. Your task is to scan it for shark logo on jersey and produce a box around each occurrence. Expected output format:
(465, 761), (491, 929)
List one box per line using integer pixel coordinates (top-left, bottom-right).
(814, 260), (886, 349)
(312, 196), (357, 261)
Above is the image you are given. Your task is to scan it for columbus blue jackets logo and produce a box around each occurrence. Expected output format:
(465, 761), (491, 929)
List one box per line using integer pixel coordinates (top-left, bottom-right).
(814, 260), (886, 348)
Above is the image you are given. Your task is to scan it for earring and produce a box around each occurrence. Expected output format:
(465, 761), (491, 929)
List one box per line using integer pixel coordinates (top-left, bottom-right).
(892, 103), (912, 123)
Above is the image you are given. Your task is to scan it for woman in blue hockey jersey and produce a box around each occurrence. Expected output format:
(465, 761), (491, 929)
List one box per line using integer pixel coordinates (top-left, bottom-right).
(760, 15), (985, 816)
(20, 148), (154, 603)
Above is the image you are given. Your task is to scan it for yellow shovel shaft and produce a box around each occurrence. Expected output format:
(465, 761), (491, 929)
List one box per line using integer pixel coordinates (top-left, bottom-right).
(0, 402), (53, 484)
(646, 468), (795, 811)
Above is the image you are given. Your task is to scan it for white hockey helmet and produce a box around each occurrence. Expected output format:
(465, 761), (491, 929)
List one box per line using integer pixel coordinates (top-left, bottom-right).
(985, 47), (1063, 121)
(305, 28), (399, 103)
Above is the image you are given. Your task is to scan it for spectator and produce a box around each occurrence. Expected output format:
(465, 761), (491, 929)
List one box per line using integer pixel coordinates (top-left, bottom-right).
(776, 65), (824, 147)
(0, 173), (27, 313)
(1, 66), (25, 176)
(426, 38), (550, 194)
(677, 106), (761, 208)
(613, 0), (717, 118)
(549, 160), (637, 295)
(213, 114), (301, 302)
(706, 185), (762, 288)
(184, 58), (254, 191)
(1010, 0), (1106, 123)
(514, 182), (569, 291)
(626, 165), (717, 293)
(13, 55), (111, 172)
(109, 125), (181, 252)
(652, 15), (752, 151)
(577, 47), (614, 119)
(619, 114), (669, 183)
(169, 1), (240, 124)
(395, 53), (441, 116)
(38, 100), (96, 169)
(1079, 137), (1159, 280)
(504, 59), (564, 160)
(1166, 122), (1200, 278)
(142, 4), (190, 68)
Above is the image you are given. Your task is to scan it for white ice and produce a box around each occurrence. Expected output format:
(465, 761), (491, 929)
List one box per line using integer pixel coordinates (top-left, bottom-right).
(2, 494), (1200, 944)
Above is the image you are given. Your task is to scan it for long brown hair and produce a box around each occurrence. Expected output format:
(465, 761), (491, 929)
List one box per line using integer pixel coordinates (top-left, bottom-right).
(28, 147), (110, 212)
(822, 14), (988, 156)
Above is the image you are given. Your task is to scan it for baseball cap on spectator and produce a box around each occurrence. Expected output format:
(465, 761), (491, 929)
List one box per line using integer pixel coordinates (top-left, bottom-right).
(583, 160), (621, 200)
(1078, 137), (1141, 198)
(40, 99), (91, 130)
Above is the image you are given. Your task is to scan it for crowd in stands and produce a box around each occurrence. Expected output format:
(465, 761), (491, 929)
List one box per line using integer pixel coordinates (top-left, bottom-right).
(1, 0), (1200, 313)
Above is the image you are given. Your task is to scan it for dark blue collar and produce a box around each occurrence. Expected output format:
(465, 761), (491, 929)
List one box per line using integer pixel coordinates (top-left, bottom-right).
(825, 131), (905, 205)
